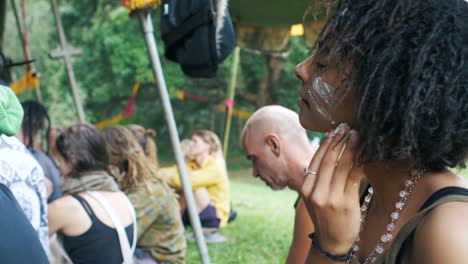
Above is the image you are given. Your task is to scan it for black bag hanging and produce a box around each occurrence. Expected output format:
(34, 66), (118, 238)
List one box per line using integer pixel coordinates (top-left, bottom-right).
(160, 0), (235, 78)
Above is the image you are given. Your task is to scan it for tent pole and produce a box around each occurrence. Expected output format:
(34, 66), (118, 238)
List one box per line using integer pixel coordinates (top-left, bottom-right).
(222, 46), (240, 159)
(136, 10), (210, 264)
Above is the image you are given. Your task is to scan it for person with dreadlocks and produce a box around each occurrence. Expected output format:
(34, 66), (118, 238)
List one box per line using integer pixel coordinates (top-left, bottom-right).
(127, 124), (160, 170)
(17, 100), (62, 203)
(101, 126), (186, 264)
(295, 0), (468, 263)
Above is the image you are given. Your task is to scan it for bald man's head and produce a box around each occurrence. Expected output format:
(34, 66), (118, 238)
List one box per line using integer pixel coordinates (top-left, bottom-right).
(241, 105), (312, 191)
(241, 105), (308, 147)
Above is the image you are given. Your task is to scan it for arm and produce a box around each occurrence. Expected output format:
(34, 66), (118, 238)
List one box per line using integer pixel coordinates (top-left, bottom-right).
(166, 159), (223, 190)
(408, 201), (468, 263)
(45, 177), (53, 198)
(47, 197), (75, 236)
(286, 198), (314, 264)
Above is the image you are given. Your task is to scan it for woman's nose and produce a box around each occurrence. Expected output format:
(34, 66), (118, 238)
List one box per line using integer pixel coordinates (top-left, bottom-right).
(295, 57), (313, 83)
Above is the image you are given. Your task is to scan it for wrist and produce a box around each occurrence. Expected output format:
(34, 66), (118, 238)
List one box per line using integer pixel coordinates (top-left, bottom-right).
(309, 233), (354, 262)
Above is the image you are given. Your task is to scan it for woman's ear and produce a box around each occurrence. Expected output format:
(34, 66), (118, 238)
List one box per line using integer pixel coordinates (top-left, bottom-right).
(266, 134), (281, 156)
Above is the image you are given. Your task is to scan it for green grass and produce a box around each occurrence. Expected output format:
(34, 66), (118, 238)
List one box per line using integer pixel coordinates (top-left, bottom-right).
(185, 170), (297, 264)
(453, 167), (468, 179)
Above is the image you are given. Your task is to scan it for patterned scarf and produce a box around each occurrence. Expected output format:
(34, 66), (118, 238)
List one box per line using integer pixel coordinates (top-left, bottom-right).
(61, 170), (120, 194)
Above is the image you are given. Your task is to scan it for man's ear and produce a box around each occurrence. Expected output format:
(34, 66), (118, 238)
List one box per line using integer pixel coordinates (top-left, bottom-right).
(265, 134), (281, 156)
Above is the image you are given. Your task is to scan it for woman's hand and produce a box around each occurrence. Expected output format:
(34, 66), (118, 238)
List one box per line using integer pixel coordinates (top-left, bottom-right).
(301, 123), (363, 255)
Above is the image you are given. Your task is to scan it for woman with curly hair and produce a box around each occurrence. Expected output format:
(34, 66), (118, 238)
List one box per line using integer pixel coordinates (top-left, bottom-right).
(295, 0), (468, 263)
(101, 126), (186, 264)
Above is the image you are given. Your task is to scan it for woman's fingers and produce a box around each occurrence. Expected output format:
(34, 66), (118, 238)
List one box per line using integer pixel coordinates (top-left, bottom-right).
(331, 129), (359, 194)
(312, 123), (350, 196)
(300, 128), (336, 197)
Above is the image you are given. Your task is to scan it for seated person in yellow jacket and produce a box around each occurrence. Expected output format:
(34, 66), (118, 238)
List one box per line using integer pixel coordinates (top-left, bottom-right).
(160, 130), (230, 242)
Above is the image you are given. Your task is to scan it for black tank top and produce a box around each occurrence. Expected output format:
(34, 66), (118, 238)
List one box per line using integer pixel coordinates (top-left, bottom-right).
(63, 193), (134, 264)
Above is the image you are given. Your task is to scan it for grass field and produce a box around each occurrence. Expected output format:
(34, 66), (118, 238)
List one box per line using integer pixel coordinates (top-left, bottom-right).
(183, 166), (468, 264)
(185, 169), (298, 264)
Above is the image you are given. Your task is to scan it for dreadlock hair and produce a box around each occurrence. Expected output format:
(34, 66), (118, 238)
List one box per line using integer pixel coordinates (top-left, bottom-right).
(313, 0), (468, 171)
(101, 126), (158, 193)
(56, 124), (109, 178)
(126, 124), (159, 169)
(21, 100), (51, 152)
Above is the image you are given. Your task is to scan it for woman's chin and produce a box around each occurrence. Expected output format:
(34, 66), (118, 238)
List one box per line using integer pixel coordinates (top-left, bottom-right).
(299, 112), (330, 133)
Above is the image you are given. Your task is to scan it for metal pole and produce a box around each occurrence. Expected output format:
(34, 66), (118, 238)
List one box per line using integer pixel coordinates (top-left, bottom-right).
(136, 10), (210, 264)
(10, 0), (43, 102)
(222, 46), (240, 159)
(50, 0), (86, 123)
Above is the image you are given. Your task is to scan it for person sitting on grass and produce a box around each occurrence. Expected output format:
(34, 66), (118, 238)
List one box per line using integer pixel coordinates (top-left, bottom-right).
(101, 126), (186, 264)
(160, 130), (230, 243)
(48, 124), (136, 264)
(241, 105), (316, 264)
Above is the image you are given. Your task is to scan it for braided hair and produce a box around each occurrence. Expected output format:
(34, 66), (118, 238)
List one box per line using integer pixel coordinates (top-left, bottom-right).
(313, 0), (468, 171)
(21, 100), (51, 152)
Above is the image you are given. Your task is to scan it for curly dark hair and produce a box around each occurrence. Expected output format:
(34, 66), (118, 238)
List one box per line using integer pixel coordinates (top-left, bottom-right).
(313, 0), (468, 171)
(56, 124), (109, 177)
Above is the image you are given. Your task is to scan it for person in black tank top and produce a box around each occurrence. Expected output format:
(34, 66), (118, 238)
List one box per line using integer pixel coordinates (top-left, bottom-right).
(293, 0), (468, 263)
(48, 124), (134, 264)
(62, 194), (133, 264)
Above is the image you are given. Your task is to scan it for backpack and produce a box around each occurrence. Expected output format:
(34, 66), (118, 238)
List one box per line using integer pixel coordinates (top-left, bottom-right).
(160, 0), (235, 78)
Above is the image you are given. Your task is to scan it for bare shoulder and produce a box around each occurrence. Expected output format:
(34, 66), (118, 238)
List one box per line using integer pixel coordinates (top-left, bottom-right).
(49, 195), (79, 212)
(48, 195), (84, 235)
(409, 197), (468, 263)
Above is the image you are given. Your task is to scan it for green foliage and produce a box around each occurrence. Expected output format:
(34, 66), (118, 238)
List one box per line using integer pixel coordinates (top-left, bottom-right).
(1, 1), (313, 157)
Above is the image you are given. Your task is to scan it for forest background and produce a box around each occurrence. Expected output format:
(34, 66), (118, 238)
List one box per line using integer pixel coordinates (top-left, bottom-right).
(1, 0), (313, 163)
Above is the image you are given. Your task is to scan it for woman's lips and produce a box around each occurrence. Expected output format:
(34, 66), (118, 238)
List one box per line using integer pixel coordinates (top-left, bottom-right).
(298, 97), (309, 108)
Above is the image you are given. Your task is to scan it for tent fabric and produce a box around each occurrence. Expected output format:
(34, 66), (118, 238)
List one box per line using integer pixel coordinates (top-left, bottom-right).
(230, 0), (331, 52)
(235, 25), (290, 53)
(229, 0), (312, 28)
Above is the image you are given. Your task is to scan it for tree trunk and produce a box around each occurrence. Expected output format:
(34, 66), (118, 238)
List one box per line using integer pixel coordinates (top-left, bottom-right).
(255, 53), (287, 107)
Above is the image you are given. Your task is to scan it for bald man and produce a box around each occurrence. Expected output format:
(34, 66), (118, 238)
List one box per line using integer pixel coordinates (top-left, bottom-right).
(241, 105), (316, 264)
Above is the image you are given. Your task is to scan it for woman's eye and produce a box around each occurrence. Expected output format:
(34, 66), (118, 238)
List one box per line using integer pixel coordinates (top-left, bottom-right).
(315, 62), (327, 70)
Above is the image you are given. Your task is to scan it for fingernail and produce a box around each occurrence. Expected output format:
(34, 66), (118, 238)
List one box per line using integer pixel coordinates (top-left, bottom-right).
(327, 129), (335, 138)
(333, 123), (348, 135)
(348, 129), (358, 142)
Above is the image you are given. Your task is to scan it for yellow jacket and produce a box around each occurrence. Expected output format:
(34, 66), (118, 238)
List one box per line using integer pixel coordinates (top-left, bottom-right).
(163, 155), (231, 228)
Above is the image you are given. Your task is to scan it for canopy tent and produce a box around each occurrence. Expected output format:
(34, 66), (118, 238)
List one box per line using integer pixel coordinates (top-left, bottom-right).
(230, 0), (331, 52)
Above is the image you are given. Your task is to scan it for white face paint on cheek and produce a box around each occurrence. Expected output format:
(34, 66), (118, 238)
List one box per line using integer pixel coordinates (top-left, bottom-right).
(306, 76), (341, 124)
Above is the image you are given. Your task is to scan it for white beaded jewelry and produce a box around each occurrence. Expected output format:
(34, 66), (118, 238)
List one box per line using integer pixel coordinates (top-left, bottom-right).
(353, 169), (425, 263)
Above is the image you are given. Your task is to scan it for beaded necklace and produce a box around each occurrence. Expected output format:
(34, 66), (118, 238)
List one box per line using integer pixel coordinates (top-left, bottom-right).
(352, 169), (425, 264)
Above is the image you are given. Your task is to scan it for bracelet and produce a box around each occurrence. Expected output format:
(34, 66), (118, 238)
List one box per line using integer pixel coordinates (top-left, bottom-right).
(309, 233), (353, 262)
